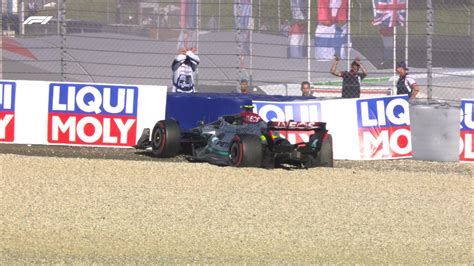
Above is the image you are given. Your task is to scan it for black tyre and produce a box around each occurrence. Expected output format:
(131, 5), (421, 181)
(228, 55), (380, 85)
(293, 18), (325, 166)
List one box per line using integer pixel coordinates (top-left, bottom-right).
(229, 134), (263, 167)
(315, 134), (334, 167)
(151, 120), (181, 158)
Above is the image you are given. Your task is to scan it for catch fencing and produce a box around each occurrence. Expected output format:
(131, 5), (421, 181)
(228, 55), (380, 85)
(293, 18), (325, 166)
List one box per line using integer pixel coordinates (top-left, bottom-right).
(1, 0), (472, 101)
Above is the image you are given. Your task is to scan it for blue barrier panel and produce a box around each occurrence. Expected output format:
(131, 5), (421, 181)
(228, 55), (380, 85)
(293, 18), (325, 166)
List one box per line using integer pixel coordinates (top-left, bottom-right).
(166, 93), (253, 129)
(166, 93), (321, 129)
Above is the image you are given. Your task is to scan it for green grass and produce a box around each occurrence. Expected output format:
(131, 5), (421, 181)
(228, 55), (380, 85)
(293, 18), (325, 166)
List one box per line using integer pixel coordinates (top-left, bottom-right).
(66, 0), (116, 24)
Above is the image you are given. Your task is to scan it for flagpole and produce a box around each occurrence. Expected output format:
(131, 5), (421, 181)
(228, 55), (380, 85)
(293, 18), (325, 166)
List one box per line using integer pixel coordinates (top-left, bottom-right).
(307, 0), (311, 83)
(405, 0), (409, 65)
(197, 0), (199, 51)
(347, 0), (352, 70)
(196, 0), (200, 86)
(278, 0), (280, 32)
(258, 0), (261, 32)
(393, 25), (397, 95)
(371, 0), (376, 16)
(218, 0), (221, 31)
(250, 0), (253, 86)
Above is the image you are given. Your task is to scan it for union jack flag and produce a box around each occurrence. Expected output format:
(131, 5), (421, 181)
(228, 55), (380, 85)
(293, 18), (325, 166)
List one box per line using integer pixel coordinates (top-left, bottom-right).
(372, 0), (406, 28)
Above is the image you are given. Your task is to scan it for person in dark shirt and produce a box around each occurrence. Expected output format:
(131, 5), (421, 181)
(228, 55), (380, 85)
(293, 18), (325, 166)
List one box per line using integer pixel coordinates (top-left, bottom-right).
(330, 56), (368, 98)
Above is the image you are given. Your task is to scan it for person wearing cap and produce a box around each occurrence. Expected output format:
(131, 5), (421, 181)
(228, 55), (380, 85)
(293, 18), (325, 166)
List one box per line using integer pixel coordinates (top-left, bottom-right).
(396, 61), (419, 100)
(239, 79), (250, 94)
(330, 56), (368, 98)
(172, 47), (200, 93)
(301, 81), (312, 96)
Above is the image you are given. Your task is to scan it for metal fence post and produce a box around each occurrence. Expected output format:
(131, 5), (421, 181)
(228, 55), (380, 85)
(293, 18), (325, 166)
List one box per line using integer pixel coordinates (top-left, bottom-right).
(218, 0), (221, 31)
(19, 0), (24, 35)
(59, 0), (66, 82)
(236, 0), (242, 92)
(427, 0), (433, 100)
(463, 3), (471, 36)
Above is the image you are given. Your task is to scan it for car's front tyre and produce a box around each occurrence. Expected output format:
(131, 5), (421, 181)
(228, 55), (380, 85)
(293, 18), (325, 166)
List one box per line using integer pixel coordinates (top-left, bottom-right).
(151, 120), (181, 158)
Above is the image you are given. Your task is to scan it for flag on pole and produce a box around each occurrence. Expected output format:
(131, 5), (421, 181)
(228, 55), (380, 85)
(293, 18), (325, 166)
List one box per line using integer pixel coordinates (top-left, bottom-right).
(180, 0), (198, 29)
(234, 0), (253, 65)
(291, 0), (307, 20)
(317, 0), (348, 26)
(372, 0), (406, 28)
(314, 24), (347, 59)
(234, 0), (252, 30)
(314, 0), (348, 60)
(287, 0), (307, 58)
(178, 0), (198, 51)
(288, 22), (306, 58)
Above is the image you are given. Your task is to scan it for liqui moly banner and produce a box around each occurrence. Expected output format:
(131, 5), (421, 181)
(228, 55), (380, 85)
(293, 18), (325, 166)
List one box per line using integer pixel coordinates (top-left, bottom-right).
(0, 81), (16, 142)
(48, 83), (139, 146)
(2, 80), (166, 147)
(253, 98), (374, 160)
(460, 99), (474, 162)
(253, 96), (412, 160)
(253, 100), (322, 122)
(357, 96), (411, 159)
(253, 100), (323, 145)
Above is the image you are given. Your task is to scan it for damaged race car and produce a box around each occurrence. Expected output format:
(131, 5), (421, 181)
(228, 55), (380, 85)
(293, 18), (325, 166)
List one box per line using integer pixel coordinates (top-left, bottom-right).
(134, 106), (333, 168)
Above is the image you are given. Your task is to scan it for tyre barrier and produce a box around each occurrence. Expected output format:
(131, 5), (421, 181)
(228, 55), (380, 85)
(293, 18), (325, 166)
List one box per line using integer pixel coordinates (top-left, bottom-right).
(410, 101), (461, 162)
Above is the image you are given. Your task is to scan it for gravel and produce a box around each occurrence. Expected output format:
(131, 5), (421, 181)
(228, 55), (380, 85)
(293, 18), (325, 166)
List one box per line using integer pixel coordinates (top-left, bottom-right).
(0, 151), (472, 264)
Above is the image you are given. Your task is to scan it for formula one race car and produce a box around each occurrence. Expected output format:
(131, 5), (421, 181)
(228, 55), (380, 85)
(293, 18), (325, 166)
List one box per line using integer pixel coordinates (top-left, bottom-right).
(134, 106), (333, 168)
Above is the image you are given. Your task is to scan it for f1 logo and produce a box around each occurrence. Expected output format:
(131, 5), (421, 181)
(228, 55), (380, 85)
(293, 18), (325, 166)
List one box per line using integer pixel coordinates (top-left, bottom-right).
(23, 16), (53, 25)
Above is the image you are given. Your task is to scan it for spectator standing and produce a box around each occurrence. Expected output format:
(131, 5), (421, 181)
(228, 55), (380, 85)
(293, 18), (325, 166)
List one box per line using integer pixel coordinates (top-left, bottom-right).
(330, 56), (368, 98)
(172, 48), (200, 93)
(396, 61), (419, 100)
(301, 81), (312, 96)
(239, 79), (250, 94)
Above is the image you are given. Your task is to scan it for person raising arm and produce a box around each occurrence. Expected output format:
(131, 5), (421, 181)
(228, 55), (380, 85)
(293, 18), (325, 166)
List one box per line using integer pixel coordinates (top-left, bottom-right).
(330, 56), (368, 98)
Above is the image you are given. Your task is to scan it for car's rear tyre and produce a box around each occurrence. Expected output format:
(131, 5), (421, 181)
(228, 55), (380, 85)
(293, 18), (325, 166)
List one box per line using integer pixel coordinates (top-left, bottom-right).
(229, 134), (262, 167)
(151, 120), (181, 158)
(315, 134), (333, 167)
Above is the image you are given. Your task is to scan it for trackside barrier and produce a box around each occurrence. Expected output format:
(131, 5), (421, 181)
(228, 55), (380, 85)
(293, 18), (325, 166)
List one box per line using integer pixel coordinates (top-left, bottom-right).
(0, 80), (166, 147)
(1, 80), (471, 162)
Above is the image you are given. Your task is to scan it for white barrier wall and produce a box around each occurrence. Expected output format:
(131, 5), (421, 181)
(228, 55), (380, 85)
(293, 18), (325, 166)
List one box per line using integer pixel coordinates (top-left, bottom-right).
(0, 80), (166, 147)
(253, 95), (412, 160)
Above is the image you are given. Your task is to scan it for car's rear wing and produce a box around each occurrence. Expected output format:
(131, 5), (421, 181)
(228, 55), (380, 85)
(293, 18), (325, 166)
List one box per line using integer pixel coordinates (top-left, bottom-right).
(267, 121), (327, 131)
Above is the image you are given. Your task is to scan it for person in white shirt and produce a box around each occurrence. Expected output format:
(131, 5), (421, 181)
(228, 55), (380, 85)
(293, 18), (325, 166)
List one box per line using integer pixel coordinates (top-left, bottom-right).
(396, 61), (419, 100)
(172, 48), (200, 93)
